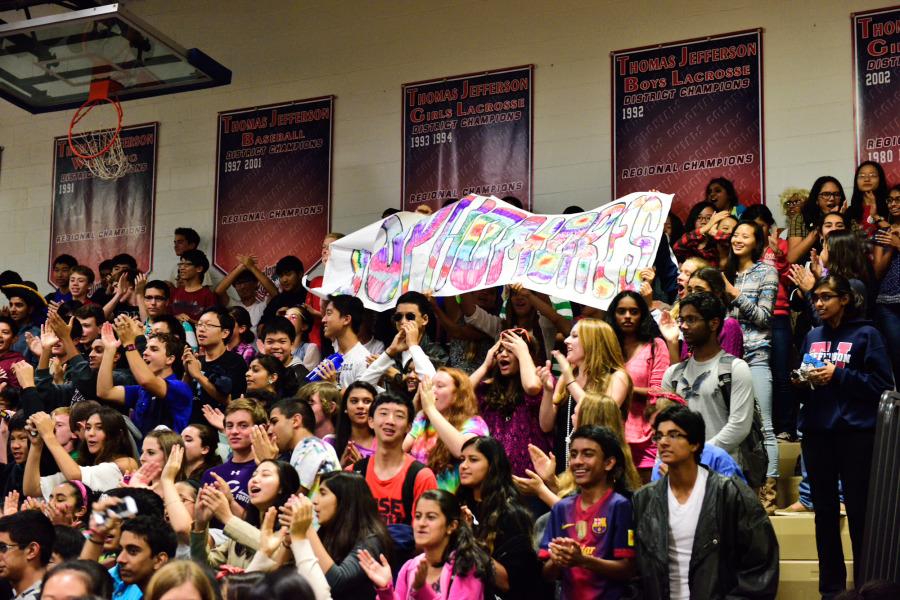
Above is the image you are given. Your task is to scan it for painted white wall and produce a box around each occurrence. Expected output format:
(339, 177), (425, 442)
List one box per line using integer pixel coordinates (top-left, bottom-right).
(0, 0), (884, 287)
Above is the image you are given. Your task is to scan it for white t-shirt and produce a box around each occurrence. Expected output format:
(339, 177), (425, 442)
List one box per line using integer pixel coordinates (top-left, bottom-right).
(40, 462), (124, 500)
(667, 468), (708, 600)
(229, 297), (267, 328)
(339, 341), (371, 389)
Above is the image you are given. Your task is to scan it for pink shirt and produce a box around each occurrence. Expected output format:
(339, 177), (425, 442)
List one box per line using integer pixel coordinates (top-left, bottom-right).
(624, 338), (670, 465)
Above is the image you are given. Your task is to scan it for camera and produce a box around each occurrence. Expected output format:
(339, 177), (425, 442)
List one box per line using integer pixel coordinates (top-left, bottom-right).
(92, 496), (138, 526)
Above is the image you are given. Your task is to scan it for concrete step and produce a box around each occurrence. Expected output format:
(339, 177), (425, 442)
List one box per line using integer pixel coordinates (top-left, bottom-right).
(770, 512), (853, 561)
(776, 559), (853, 600)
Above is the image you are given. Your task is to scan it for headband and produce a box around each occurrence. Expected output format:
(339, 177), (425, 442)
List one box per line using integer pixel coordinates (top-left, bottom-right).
(69, 480), (89, 507)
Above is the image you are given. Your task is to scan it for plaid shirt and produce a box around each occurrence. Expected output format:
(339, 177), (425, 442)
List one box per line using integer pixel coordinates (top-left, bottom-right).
(673, 228), (719, 263)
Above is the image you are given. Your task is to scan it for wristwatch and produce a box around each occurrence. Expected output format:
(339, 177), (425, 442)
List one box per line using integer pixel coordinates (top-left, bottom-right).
(124, 344), (137, 352)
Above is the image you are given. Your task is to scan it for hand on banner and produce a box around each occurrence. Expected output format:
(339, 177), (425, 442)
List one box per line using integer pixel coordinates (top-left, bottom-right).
(640, 280), (654, 308)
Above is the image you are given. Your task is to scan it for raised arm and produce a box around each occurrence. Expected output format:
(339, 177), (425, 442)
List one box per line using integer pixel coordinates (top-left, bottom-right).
(115, 315), (168, 398)
(29, 411), (83, 481)
(96, 323), (126, 404)
(22, 430), (44, 498)
(419, 376), (474, 458)
(469, 340), (500, 388)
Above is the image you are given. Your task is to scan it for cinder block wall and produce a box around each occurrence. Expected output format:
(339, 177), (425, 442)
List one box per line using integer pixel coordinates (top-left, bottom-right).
(0, 0), (879, 286)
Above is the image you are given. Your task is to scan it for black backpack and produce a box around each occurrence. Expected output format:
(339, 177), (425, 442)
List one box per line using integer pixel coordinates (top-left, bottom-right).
(352, 456), (426, 571)
(669, 353), (768, 488)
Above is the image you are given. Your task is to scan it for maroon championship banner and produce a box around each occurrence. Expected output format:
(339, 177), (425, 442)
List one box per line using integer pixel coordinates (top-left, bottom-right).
(213, 97), (333, 277)
(612, 30), (764, 221)
(49, 123), (158, 283)
(853, 6), (900, 183)
(402, 66), (533, 212)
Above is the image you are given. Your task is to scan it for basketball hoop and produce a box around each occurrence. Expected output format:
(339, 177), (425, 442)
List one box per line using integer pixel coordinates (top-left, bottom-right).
(68, 79), (129, 180)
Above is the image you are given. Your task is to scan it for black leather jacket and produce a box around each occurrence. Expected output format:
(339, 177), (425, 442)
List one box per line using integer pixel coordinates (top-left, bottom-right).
(631, 467), (779, 599)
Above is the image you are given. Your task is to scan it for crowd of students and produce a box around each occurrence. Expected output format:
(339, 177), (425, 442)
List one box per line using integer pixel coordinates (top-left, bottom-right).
(0, 169), (895, 600)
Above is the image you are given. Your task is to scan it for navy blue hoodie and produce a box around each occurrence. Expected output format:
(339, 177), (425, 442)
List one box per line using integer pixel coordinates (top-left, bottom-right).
(799, 318), (895, 432)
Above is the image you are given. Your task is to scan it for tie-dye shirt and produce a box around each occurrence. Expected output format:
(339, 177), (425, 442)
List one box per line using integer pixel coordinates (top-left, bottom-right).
(407, 413), (489, 493)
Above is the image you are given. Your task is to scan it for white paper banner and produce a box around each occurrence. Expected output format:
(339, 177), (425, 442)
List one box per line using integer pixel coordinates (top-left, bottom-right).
(318, 192), (672, 311)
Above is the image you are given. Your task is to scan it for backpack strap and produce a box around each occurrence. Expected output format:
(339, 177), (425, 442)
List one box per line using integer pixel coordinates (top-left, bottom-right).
(668, 360), (689, 396)
(717, 352), (736, 410)
(401, 460), (426, 525)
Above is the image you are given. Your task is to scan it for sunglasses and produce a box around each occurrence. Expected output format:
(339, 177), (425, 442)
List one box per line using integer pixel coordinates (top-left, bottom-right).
(501, 327), (532, 342)
(392, 312), (418, 323)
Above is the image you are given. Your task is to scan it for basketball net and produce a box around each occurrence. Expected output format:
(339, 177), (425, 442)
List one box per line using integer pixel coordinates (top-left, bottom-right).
(68, 79), (129, 180)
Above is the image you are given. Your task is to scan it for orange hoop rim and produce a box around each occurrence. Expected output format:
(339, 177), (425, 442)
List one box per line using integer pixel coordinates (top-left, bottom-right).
(67, 80), (124, 160)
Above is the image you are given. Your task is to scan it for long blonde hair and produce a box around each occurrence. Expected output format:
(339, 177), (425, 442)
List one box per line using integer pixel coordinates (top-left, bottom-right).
(557, 393), (641, 495)
(426, 367), (478, 475)
(554, 319), (632, 411)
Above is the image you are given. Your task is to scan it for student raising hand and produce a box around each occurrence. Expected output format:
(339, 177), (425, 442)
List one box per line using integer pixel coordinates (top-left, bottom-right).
(358, 548), (393, 590)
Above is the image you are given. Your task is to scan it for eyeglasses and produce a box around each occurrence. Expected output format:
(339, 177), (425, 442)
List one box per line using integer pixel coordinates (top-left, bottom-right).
(856, 173), (879, 180)
(818, 192), (842, 200)
(676, 316), (705, 326)
(811, 292), (840, 303)
(196, 321), (222, 330)
(785, 199), (803, 206)
(887, 196), (900, 205)
(0, 542), (21, 553)
(392, 312), (417, 323)
(652, 431), (689, 443)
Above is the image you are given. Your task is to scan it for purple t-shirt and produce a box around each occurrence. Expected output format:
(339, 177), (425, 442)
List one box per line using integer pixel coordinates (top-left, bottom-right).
(540, 489), (635, 600)
(477, 384), (551, 477)
(200, 458), (256, 510)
